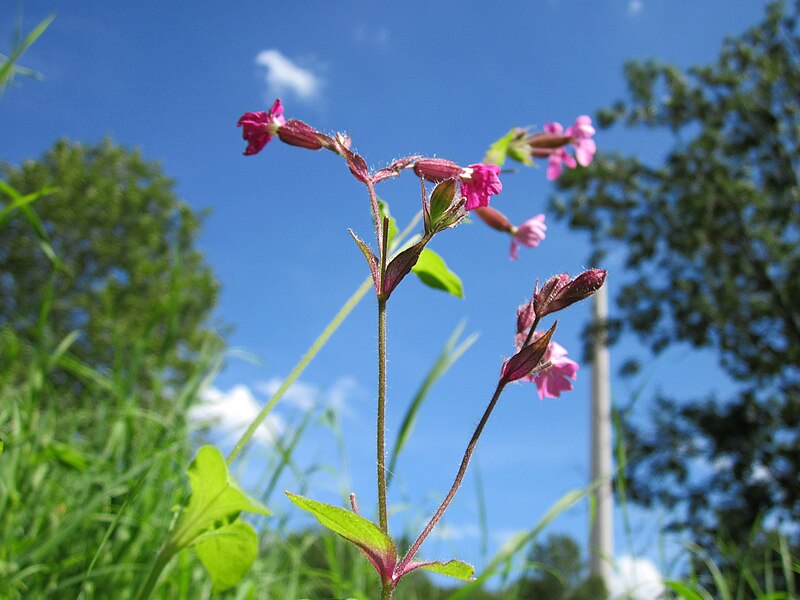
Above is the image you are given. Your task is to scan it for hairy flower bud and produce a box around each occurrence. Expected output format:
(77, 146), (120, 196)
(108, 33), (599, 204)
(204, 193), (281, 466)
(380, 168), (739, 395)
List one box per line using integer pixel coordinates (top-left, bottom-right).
(277, 119), (324, 150)
(535, 269), (607, 318)
(474, 206), (513, 233)
(414, 158), (463, 182)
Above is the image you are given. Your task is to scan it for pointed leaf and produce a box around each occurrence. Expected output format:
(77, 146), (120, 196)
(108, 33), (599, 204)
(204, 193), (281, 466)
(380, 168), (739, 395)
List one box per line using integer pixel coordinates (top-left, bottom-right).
(194, 520), (260, 592)
(171, 445), (269, 549)
(483, 129), (515, 167)
(663, 581), (713, 600)
(501, 322), (557, 384)
(411, 248), (463, 298)
(286, 492), (396, 576)
(349, 229), (380, 294)
(416, 559), (475, 581)
(382, 238), (428, 298)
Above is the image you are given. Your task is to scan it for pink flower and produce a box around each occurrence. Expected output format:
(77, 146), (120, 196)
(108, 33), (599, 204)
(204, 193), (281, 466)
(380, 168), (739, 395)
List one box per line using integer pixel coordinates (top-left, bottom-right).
(510, 214), (547, 260)
(544, 121), (577, 180)
(460, 163), (502, 210)
(237, 99), (286, 155)
(533, 341), (579, 399)
(515, 333), (578, 399)
(569, 115), (596, 167)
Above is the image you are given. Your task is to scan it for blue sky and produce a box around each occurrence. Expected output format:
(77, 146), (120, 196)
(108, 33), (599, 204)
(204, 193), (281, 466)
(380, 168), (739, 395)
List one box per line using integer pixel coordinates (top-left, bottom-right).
(1, 0), (769, 593)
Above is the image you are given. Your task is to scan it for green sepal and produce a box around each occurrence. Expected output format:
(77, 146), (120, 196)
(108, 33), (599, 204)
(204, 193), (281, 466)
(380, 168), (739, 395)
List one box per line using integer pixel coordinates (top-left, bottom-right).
(411, 248), (464, 298)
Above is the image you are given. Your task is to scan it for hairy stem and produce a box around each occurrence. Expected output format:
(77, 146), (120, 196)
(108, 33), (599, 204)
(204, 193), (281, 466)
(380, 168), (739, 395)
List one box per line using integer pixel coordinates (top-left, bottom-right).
(377, 296), (388, 533)
(398, 382), (506, 573)
(381, 583), (394, 600)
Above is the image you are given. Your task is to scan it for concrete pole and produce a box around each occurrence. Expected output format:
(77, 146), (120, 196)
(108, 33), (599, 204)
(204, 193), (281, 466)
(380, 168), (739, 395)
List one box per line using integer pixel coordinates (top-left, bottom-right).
(590, 283), (614, 587)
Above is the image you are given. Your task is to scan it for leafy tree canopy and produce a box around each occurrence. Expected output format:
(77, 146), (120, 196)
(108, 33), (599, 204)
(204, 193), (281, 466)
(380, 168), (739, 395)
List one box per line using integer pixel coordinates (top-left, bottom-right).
(550, 0), (799, 550)
(0, 138), (222, 398)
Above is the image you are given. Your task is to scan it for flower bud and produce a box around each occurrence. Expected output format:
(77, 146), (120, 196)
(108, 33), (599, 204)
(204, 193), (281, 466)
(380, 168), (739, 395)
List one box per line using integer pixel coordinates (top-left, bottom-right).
(535, 269), (607, 318)
(526, 132), (572, 157)
(474, 206), (513, 233)
(414, 158), (463, 182)
(277, 119), (323, 150)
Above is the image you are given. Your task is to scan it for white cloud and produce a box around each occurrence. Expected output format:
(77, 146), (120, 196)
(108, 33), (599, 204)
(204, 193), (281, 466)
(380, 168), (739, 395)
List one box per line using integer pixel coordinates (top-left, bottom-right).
(628, 0), (643, 16)
(610, 556), (665, 600)
(190, 384), (285, 446)
(256, 375), (362, 415)
(430, 523), (482, 542)
(257, 377), (320, 411)
(255, 49), (321, 101)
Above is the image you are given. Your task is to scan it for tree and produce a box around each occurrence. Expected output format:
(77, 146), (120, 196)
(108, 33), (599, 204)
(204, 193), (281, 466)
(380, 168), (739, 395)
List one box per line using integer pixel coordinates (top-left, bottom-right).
(512, 535), (607, 600)
(549, 0), (800, 552)
(0, 138), (222, 399)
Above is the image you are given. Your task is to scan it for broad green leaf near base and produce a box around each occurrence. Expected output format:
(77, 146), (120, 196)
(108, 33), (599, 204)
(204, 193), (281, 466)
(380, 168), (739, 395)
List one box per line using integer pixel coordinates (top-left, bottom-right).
(412, 248), (463, 298)
(286, 492), (396, 573)
(417, 559), (475, 581)
(176, 446), (269, 547)
(168, 446), (270, 589)
(194, 520), (260, 592)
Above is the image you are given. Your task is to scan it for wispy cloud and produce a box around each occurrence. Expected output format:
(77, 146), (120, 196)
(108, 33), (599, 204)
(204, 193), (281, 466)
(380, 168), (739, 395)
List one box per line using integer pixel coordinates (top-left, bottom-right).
(255, 49), (322, 101)
(628, 0), (644, 16)
(430, 523), (482, 542)
(352, 24), (391, 50)
(610, 556), (665, 600)
(190, 384), (285, 446)
(256, 375), (362, 416)
(257, 377), (320, 411)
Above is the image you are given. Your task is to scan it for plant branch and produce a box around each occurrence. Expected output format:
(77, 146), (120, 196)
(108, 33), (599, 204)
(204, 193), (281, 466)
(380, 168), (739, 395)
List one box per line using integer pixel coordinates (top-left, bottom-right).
(398, 381), (507, 573)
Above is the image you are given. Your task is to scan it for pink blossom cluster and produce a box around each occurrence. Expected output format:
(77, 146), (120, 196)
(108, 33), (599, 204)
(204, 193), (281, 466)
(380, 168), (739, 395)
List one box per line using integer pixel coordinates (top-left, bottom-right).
(238, 100), (504, 211)
(523, 116), (597, 179)
(539, 116), (597, 180)
(502, 270), (607, 398)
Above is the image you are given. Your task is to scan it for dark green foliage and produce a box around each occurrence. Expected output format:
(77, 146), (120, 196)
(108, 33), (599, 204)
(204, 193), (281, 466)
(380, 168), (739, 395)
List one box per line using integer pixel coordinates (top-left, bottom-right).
(510, 535), (607, 600)
(0, 139), (222, 400)
(550, 0), (800, 564)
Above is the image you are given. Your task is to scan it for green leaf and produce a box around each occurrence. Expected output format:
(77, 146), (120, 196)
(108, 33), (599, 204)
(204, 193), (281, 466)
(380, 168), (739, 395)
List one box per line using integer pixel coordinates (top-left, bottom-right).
(170, 445), (270, 550)
(483, 129), (515, 167)
(286, 492), (396, 571)
(506, 142), (534, 166)
(0, 440), (4, 456)
(44, 440), (89, 471)
(664, 580), (714, 600)
(194, 520), (260, 592)
(411, 248), (463, 298)
(418, 559), (475, 581)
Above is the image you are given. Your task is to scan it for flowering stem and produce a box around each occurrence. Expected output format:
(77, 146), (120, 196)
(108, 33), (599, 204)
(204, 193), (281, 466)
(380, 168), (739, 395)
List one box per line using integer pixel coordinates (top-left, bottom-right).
(522, 315), (542, 349)
(398, 381), (507, 573)
(366, 179), (384, 249)
(381, 583), (394, 600)
(377, 295), (388, 533)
